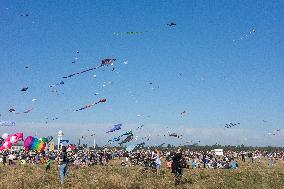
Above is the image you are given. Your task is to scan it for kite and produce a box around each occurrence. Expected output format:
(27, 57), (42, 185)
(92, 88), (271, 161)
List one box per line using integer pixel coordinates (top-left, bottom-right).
(21, 87), (29, 91)
(74, 98), (107, 112)
(169, 133), (178, 137)
(20, 14), (29, 17)
(108, 130), (133, 143)
(23, 108), (33, 114)
(113, 32), (144, 35)
(224, 122), (240, 128)
(49, 81), (64, 88)
(119, 134), (133, 145)
(136, 124), (144, 130)
(9, 107), (33, 114)
(0, 132), (23, 151)
(108, 137), (121, 143)
(180, 111), (187, 116)
(40, 136), (53, 143)
(267, 129), (281, 136)
(24, 136), (46, 152)
(60, 140), (69, 146)
(32, 98), (37, 102)
(106, 124), (122, 133)
(169, 133), (182, 138)
(120, 130), (133, 137)
(101, 59), (116, 66)
(167, 22), (176, 26)
(0, 121), (16, 127)
(158, 143), (166, 147)
(233, 28), (256, 42)
(63, 59), (116, 79)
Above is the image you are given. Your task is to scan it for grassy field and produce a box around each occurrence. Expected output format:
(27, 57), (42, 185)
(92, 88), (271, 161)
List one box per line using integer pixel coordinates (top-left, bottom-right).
(0, 159), (284, 189)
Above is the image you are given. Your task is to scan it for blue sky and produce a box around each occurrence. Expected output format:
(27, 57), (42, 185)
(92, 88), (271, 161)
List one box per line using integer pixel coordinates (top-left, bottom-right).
(0, 0), (283, 146)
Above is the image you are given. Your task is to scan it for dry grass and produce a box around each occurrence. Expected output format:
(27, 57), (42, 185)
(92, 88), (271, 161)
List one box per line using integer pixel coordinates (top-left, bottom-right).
(0, 159), (284, 189)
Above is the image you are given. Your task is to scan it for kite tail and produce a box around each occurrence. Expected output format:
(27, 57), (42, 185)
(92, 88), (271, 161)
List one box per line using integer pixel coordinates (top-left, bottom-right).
(62, 65), (102, 79)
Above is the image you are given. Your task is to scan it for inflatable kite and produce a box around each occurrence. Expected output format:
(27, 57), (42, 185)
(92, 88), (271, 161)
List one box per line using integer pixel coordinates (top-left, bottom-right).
(24, 136), (46, 152)
(0, 132), (23, 151)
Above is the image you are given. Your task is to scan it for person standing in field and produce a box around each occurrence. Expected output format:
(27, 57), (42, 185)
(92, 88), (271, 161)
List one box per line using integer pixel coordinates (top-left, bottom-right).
(58, 146), (68, 186)
(241, 152), (245, 162)
(154, 150), (161, 176)
(171, 148), (184, 185)
(248, 151), (253, 163)
(2, 150), (7, 165)
(46, 156), (51, 172)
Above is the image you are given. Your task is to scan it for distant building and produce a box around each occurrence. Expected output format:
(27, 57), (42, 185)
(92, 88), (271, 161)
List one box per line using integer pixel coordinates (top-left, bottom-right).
(11, 141), (24, 152)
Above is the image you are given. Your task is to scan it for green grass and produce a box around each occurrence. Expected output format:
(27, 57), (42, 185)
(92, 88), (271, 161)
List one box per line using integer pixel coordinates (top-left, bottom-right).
(0, 159), (284, 189)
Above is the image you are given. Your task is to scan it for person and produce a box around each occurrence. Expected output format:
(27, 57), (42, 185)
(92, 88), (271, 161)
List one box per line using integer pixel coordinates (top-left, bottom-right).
(154, 151), (161, 176)
(3, 151), (7, 165)
(248, 152), (253, 163)
(35, 153), (39, 165)
(46, 158), (51, 172)
(230, 158), (237, 169)
(269, 156), (275, 168)
(58, 146), (68, 186)
(166, 159), (172, 169)
(241, 152), (245, 162)
(8, 153), (15, 165)
(171, 148), (183, 185)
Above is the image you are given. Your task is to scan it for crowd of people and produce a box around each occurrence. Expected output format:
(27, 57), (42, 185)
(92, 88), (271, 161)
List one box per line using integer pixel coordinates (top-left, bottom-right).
(0, 147), (283, 186)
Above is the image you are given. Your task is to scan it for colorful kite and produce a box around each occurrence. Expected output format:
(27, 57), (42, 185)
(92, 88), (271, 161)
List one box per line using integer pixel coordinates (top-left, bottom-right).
(24, 136), (46, 152)
(106, 124), (122, 133)
(74, 98), (106, 112)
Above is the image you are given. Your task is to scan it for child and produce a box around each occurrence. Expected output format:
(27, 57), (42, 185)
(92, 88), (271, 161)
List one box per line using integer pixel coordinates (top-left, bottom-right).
(46, 158), (51, 171)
